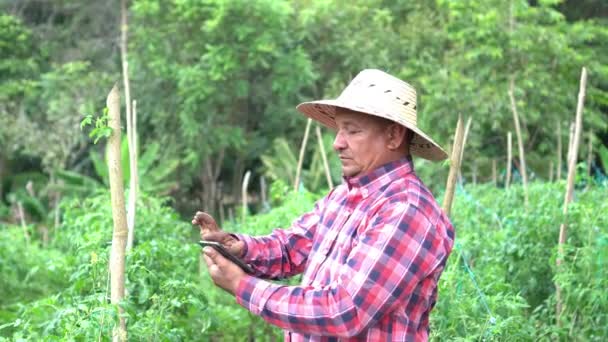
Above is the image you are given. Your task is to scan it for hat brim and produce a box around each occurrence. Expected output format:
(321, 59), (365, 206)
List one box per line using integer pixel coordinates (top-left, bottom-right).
(296, 100), (448, 161)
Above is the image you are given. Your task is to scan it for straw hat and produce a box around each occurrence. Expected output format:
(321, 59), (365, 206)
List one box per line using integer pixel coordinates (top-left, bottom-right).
(296, 69), (448, 161)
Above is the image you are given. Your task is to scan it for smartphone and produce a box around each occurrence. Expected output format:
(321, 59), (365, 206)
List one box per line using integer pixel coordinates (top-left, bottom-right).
(198, 240), (254, 274)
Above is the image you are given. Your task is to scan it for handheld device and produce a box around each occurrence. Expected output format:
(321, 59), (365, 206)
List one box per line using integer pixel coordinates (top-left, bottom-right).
(198, 240), (254, 274)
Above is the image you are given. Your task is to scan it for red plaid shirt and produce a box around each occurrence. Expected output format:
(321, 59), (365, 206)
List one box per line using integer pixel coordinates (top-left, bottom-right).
(235, 156), (454, 341)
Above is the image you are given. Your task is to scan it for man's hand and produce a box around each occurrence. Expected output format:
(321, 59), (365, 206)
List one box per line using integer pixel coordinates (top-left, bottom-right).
(192, 211), (220, 237)
(192, 211), (245, 257)
(203, 246), (246, 295)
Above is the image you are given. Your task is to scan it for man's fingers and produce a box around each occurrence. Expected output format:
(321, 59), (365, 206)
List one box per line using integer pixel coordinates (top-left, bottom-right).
(202, 231), (229, 242)
(203, 246), (227, 266)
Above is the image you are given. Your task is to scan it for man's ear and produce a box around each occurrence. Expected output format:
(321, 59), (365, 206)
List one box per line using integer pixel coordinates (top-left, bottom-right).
(386, 124), (407, 150)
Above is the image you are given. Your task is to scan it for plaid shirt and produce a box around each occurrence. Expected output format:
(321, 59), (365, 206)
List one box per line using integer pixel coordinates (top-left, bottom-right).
(235, 156), (454, 341)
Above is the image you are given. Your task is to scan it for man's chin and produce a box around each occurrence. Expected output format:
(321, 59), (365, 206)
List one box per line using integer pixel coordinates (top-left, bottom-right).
(341, 166), (361, 178)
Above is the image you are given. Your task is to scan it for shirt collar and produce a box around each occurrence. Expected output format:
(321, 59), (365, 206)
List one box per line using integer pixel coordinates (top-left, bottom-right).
(343, 155), (414, 198)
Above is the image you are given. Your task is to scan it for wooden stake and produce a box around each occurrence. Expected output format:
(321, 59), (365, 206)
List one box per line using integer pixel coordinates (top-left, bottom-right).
(460, 116), (472, 165)
(107, 85), (128, 342)
(586, 131), (593, 177)
(556, 67), (587, 320)
(442, 115), (465, 217)
(126, 99), (138, 251)
(508, 79), (529, 207)
(242, 170), (251, 223)
(567, 121), (574, 166)
(260, 176), (267, 209)
(549, 161), (554, 182)
(472, 161), (477, 185)
(557, 122), (562, 180)
(506, 132), (512, 189)
(294, 118), (312, 191)
(315, 125), (334, 189)
(17, 201), (30, 244)
(122, 0), (137, 251)
(492, 159), (497, 186)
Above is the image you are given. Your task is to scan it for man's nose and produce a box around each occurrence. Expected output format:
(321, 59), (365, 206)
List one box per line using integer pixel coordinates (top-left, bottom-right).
(333, 131), (347, 151)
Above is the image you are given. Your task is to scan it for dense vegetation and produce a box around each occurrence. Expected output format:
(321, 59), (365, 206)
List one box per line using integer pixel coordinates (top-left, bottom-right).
(1, 0), (607, 340)
(0, 180), (606, 340)
(1, 0), (607, 218)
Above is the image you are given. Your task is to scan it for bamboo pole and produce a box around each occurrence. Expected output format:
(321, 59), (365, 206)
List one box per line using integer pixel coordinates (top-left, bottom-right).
(457, 117), (472, 184)
(556, 67), (587, 320)
(506, 132), (512, 189)
(126, 99), (138, 251)
(17, 201), (30, 244)
(567, 122), (574, 166)
(122, 0), (137, 252)
(460, 117), (472, 165)
(294, 118), (312, 191)
(557, 122), (562, 181)
(107, 85), (128, 342)
(492, 159), (497, 186)
(241, 170), (251, 223)
(508, 79), (529, 207)
(315, 125), (334, 189)
(586, 131), (593, 177)
(260, 176), (267, 209)
(442, 115), (465, 217)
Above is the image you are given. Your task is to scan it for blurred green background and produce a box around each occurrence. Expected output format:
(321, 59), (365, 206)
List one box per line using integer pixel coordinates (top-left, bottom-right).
(0, 0), (607, 340)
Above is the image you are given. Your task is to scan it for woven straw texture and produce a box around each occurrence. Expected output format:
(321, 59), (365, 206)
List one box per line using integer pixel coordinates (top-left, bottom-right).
(296, 69), (448, 161)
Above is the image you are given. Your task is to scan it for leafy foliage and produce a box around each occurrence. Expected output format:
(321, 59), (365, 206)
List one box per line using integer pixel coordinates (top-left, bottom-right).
(1, 182), (606, 340)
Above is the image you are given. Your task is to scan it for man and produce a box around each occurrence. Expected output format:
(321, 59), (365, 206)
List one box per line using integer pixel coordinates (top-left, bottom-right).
(194, 69), (455, 341)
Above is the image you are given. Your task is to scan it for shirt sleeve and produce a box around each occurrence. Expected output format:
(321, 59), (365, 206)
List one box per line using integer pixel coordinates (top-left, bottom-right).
(233, 195), (328, 280)
(234, 199), (450, 338)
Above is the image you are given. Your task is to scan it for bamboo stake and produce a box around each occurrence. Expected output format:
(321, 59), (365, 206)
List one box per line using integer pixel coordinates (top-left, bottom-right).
(556, 67), (587, 321)
(472, 161), (478, 185)
(315, 125), (334, 189)
(567, 121), (574, 166)
(442, 115), (465, 217)
(107, 85), (128, 342)
(228, 207), (234, 223)
(126, 100), (138, 251)
(122, 0), (137, 251)
(260, 176), (267, 209)
(460, 116), (473, 165)
(294, 118), (312, 191)
(508, 79), (529, 207)
(586, 131), (593, 177)
(506, 132), (512, 189)
(241, 170), (251, 223)
(492, 159), (497, 186)
(557, 122), (562, 180)
(17, 201), (30, 244)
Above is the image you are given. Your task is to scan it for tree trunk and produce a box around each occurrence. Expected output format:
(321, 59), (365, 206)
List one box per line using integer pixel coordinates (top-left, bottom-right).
(556, 67), (587, 322)
(107, 85), (128, 342)
(442, 115), (465, 217)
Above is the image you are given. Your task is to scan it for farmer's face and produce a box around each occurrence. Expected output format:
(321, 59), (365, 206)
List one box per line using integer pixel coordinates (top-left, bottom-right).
(333, 109), (398, 178)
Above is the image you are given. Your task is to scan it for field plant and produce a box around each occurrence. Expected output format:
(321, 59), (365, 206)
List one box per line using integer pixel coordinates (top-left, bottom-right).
(1, 181), (605, 340)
